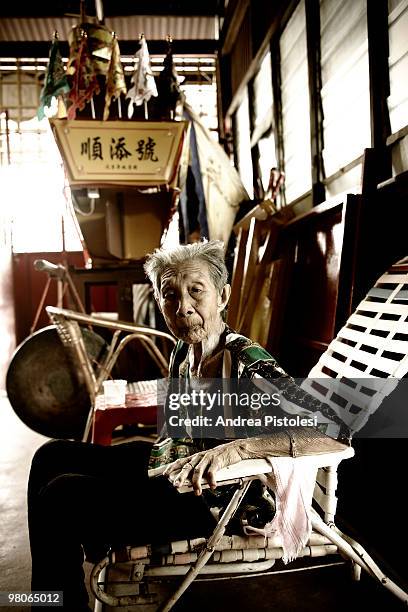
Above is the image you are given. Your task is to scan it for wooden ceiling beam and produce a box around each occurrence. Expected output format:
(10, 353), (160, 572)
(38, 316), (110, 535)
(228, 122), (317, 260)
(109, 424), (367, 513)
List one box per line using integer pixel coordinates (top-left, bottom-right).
(219, 0), (250, 55)
(0, 0), (223, 18)
(0, 39), (219, 58)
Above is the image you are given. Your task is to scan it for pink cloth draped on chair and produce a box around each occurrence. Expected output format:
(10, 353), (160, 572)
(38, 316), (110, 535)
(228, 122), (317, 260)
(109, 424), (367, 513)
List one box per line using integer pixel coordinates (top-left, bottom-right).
(244, 457), (318, 563)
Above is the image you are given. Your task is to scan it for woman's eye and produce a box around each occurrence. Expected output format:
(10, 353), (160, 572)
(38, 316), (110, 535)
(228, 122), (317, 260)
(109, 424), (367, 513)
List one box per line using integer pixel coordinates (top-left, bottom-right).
(164, 291), (175, 299)
(191, 287), (202, 294)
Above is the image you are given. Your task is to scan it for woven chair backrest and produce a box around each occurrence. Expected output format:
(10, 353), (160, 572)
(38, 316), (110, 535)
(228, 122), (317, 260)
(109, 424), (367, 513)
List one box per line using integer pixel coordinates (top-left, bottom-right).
(301, 256), (408, 437)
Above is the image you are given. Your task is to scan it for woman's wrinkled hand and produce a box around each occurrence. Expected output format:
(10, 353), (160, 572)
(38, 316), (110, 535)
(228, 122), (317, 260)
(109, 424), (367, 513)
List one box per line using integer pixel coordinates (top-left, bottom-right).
(163, 441), (246, 496)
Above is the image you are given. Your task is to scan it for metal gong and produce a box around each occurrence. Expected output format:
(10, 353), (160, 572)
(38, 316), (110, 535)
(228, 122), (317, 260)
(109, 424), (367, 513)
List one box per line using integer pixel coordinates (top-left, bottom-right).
(6, 325), (106, 440)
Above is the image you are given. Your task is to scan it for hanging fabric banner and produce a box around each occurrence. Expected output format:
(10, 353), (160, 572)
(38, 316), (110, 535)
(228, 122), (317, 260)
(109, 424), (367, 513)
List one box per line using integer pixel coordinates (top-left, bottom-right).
(67, 29), (100, 119)
(37, 32), (70, 120)
(103, 35), (127, 121)
(157, 37), (182, 118)
(126, 35), (158, 118)
(183, 102), (248, 244)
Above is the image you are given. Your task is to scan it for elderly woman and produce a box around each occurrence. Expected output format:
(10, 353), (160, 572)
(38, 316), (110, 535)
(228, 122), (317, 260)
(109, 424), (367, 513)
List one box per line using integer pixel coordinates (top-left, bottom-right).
(28, 241), (347, 611)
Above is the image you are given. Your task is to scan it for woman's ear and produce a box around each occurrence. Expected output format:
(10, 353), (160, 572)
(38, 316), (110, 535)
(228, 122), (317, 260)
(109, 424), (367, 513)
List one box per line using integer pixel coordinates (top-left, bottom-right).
(218, 284), (231, 312)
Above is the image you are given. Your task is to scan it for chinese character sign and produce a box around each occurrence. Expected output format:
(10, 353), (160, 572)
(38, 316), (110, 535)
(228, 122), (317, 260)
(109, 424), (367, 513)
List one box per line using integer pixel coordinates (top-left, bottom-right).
(136, 137), (158, 161)
(80, 136), (103, 160)
(50, 119), (187, 186)
(109, 137), (132, 160)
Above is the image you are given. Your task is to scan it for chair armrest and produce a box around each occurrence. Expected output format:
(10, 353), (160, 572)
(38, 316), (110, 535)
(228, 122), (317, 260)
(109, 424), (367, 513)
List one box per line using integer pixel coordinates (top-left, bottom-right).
(147, 458), (273, 481)
(148, 446), (354, 493)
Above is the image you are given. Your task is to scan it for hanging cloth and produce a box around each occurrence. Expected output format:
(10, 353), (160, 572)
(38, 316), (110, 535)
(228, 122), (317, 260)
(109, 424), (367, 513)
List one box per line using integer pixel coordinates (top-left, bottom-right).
(103, 35), (127, 121)
(126, 35), (158, 118)
(67, 29), (100, 119)
(156, 38), (182, 118)
(37, 33), (70, 120)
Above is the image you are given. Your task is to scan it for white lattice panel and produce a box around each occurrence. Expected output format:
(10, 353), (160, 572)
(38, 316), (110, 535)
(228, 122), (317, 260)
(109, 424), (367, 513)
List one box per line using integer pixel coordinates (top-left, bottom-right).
(302, 257), (408, 436)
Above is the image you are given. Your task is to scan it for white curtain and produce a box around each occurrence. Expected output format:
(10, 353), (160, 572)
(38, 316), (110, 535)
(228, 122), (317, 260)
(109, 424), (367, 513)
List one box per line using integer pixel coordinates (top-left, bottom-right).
(252, 51), (277, 193)
(388, 0), (408, 134)
(235, 89), (254, 198)
(253, 51), (274, 137)
(320, 0), (370, 178)
(280, 0), (312, 203)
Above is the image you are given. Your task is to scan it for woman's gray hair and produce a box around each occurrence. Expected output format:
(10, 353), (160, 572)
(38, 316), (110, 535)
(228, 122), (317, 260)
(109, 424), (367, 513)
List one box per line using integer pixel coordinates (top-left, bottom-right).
(144, 240), (228, 297)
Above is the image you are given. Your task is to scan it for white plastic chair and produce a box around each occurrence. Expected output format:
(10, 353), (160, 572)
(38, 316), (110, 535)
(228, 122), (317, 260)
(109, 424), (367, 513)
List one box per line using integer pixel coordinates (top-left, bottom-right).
(91, 446), (408, 610)
(89, 257), (408, 610)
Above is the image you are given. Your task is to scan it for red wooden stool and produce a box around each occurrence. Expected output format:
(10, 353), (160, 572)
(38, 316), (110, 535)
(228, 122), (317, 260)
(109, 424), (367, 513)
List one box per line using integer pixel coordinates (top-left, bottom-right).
(92, 380), (165, 445)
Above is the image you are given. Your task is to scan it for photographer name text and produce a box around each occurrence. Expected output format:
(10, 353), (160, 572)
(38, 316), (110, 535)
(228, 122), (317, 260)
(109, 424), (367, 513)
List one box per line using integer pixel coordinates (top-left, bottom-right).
(167, 414), (318, 428)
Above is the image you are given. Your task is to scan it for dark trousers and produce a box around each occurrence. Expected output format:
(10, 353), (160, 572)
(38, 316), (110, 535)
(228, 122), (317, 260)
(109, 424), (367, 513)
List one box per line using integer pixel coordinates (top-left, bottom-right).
(28, 440), (215, 611)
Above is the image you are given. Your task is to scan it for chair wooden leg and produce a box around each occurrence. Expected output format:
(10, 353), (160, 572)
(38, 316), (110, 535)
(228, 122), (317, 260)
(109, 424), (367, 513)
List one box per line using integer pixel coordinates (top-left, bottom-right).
(311, 510), (408, 603)
(351, 562), (362, 581)
(158, 480), (253, 612)
(91, 480), (254, 611)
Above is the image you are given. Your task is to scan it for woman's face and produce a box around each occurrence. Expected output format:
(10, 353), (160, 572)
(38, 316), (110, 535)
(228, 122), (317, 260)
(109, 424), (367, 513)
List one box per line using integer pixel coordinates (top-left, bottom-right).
(158, 260), (230, 344)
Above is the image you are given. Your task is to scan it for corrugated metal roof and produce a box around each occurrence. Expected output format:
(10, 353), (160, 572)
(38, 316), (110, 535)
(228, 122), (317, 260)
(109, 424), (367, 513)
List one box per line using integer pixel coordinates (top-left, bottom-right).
(0, 15), (218, 42)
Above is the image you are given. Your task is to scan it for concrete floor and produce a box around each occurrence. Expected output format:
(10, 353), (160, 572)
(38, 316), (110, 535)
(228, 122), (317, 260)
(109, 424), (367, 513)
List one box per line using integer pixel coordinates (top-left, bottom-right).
(0, 393), (45, 599)
(0, 394), (406, 612)
(0, 395), (96, 612)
